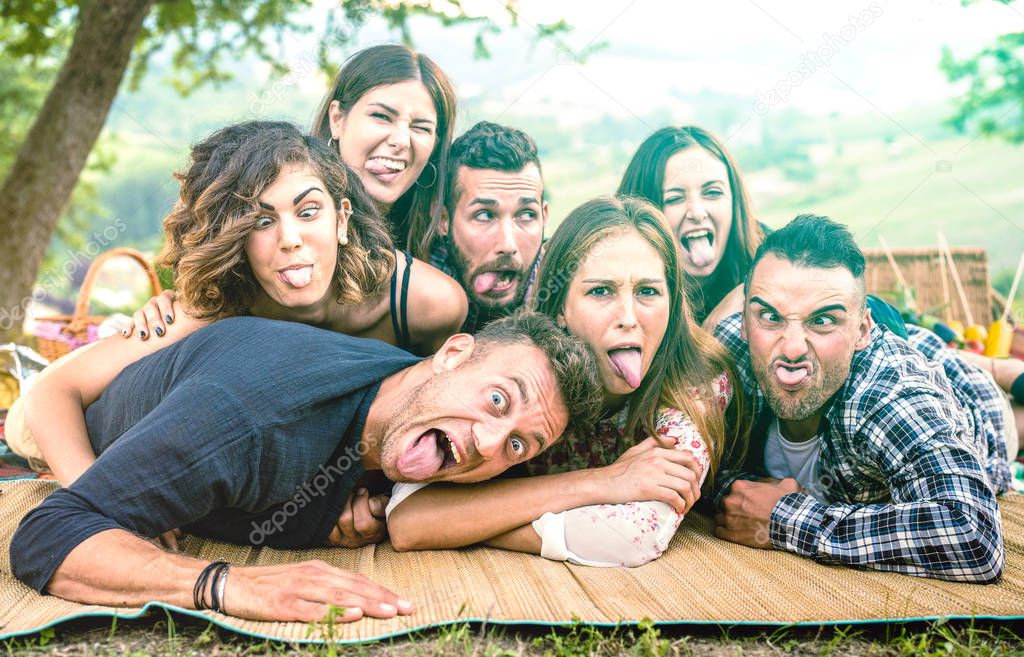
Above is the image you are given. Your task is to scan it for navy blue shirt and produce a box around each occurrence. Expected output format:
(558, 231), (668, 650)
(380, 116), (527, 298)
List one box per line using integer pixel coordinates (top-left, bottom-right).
(10, 317), (419, 593)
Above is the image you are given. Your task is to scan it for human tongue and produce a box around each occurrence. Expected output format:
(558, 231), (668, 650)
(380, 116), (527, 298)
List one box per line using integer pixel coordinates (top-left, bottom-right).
(281, 266), (312, 288)
(608, 349), (643, 389)
(473, 271), (499, 294)
(684, 234), (716, 268)
(396, 430), (444, 481)
(776, 365), (809, 386)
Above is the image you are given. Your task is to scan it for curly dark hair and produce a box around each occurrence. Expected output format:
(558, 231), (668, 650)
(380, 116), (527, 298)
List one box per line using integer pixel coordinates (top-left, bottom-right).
(445, 121), (543, 216)
(160, 120), (394, 320)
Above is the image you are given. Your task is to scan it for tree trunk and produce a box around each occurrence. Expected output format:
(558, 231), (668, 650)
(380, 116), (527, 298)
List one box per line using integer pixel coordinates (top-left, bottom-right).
(0, 0), (154, 340)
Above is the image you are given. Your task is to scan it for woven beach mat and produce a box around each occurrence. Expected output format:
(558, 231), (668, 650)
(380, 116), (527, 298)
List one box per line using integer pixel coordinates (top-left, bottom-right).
(2, 480), (1023, 644)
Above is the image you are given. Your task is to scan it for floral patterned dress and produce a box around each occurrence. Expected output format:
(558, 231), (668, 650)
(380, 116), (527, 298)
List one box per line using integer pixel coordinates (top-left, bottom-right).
(530, 373), (731, 567)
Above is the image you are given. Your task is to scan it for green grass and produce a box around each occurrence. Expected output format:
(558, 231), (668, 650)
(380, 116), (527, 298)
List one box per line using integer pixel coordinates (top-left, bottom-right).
(4, 616), (1024, 657)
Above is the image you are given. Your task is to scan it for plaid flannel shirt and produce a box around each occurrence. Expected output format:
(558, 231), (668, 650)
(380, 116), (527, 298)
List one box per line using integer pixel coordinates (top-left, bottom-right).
(713, 313), (1007, 583)
(430, 238), (543, 333)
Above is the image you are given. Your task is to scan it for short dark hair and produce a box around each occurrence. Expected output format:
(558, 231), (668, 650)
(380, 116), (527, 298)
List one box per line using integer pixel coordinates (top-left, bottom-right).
(474, 310), (602, 444)
(445, 121), (543, 214)
(745, 214), (866, 301)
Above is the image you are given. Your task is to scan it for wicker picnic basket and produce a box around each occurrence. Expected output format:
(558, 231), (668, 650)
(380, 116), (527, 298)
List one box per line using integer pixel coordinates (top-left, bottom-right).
(862, 246), (996, 325)
(32, 247), (162, 362)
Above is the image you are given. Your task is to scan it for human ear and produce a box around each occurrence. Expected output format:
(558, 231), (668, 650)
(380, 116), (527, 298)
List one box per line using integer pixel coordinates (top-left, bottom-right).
(437, 207), (450, 237)
(328, 100), (346, 141)
(854, 306), (873, 351)
(431, 333), (476, 373)
(556, 313), (567, 329)
(540, 201), (550, 228)
(337, 198), (352, 245)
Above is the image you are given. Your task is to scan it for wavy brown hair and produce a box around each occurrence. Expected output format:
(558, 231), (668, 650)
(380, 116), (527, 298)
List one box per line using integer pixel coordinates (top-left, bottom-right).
(312, 44), (456, 260)
(617, 126), (764, 322)
(160, 121), (394, 320)
(532, 196), (748, 481)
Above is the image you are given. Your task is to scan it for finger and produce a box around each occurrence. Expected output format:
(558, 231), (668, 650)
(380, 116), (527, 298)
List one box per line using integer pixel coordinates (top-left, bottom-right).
(142, 303), (165, 338)
(160, 531), (179, 552)
(329, 496), (358, 547)
(368, 494), (389, 519)
(157, 292), (176, 325)
(352, 491), (384, 539)
(294, 600), (364, 624)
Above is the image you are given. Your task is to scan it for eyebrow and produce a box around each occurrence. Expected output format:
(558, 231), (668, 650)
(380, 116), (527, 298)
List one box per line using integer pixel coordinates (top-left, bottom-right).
(368, 102), (436, 126)
(511, 376), (550, 451)
(292, 187), (320, 205)
(750, 296), (848, 316)
(664, 179), (726, 193)
(256, 187), (321, 213)
(468, 198), (498, 207)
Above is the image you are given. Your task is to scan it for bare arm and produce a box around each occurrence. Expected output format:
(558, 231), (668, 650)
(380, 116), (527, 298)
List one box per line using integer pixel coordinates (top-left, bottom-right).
(388, 437), (703, 551)
(23, 301), (208, 486)
(49, 529), (410, 622)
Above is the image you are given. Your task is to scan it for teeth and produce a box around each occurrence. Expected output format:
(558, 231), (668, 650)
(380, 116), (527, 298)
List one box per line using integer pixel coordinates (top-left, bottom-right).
(448, 437), (461, 464)
(684, 230), (711, 240)
(368, 157), (406, 172)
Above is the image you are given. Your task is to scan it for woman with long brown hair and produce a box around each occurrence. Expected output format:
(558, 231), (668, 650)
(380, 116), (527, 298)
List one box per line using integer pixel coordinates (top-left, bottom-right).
(387, 196), (747, 566)
(618, 126), (763, 325)
(311, 44), (457, 260)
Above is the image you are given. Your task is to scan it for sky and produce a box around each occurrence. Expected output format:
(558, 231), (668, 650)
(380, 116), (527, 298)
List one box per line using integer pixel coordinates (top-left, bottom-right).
(302, 0), (1022, 129)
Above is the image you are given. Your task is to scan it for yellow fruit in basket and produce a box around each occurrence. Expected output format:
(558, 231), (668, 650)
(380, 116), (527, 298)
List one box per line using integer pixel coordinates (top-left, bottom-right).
(946, 320), (964, 335)
(0, 372), (19, 409)
(964, 324), (988, 342)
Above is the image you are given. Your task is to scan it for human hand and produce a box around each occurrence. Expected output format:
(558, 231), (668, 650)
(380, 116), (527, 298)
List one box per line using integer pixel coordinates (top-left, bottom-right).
(147, 528), (183, 552)
(327, 488), (389, 548)
(596, 436), (704, 514)
(713, 477), (802, 548)
(225, 560), (413, 622)
(123, 290), (177, 340)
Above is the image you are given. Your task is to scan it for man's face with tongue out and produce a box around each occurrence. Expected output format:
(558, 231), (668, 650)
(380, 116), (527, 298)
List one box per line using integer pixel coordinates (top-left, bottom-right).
(440, 165), (546, 311)
(742, 255), (872, 436)
(660, 146), (733, 279)
(377, 335), (569, 484)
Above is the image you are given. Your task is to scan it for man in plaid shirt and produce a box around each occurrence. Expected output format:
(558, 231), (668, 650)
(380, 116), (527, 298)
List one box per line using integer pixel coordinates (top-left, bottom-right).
(712, 215), (1011, 583)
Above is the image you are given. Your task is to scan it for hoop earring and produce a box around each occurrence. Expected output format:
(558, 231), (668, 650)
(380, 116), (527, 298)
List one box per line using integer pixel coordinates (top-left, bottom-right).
(415, 161), (438, 189)
(328, 137), (338, 151)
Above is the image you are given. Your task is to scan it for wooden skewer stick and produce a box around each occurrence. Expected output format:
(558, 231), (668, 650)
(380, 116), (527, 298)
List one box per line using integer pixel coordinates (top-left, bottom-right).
(877, 236), (910, 292)
(1001, 251), (1024, 321)
(938, 248), (951, 323)
(937, 232), (975, 327)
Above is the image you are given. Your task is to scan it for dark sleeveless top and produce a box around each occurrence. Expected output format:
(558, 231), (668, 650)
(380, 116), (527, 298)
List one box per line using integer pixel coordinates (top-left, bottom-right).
(389, 250), (413, 351)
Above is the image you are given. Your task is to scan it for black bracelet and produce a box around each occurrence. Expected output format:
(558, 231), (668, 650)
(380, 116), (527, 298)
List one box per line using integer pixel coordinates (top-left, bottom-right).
(209, 563), (230, 614)
(193, 561), (228, 611)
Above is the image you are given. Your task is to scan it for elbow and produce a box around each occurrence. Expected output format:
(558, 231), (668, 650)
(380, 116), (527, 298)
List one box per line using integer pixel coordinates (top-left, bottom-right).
(386, 516), (431, 552)
(933, 507), (1005, 584)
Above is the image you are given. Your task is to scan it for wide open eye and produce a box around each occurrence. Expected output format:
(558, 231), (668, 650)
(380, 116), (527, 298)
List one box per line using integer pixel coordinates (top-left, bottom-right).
(490, 389), (508, 412)
(509, 436), (526, 456)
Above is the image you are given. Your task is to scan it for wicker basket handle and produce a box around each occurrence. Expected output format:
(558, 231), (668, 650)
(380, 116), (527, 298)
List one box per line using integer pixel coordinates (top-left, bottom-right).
(66, 247), (163, 333)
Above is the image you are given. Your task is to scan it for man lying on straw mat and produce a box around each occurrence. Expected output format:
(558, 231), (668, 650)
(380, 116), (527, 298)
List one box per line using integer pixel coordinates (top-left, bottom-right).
(9, 312), (608, 622)
(712, 215), (1015, 584)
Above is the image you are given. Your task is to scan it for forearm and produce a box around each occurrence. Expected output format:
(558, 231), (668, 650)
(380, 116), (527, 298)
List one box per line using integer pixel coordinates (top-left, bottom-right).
(23, 381), (97, 486)
(484, 525), (541, 553)
(48, 528), (206, 608)
(769, 485), (1004, 583)
(388, 469), (604, 551)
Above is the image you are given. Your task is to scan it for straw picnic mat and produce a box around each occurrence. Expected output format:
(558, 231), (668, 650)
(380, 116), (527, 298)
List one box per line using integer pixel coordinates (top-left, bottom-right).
(2, 480), (1023, 643)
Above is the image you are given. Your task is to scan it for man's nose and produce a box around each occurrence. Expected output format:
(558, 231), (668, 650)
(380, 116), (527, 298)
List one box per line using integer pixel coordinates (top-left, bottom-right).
(780, 321), (810, 361)
(472, 419), (508, 461)
(495, 218), (518, 255)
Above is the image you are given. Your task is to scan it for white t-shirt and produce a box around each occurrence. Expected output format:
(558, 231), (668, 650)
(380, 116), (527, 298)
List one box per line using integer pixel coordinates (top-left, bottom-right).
(763, 418), (827, 501)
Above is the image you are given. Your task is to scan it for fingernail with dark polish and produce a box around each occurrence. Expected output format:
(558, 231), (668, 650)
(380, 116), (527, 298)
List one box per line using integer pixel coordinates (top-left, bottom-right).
(140, 330), (147, 339)
(165, 315), (173, 324)
(155, 326), (164, 336)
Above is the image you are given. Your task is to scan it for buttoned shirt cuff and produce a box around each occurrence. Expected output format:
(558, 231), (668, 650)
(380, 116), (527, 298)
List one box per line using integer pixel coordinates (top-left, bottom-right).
(769, 492), (829, 558)
(532, 511), (569, 562)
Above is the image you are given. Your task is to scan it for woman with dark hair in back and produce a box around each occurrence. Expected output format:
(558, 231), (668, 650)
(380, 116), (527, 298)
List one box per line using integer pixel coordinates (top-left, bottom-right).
(618, 126), (763, 325)
(311, 44), (457, 260)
